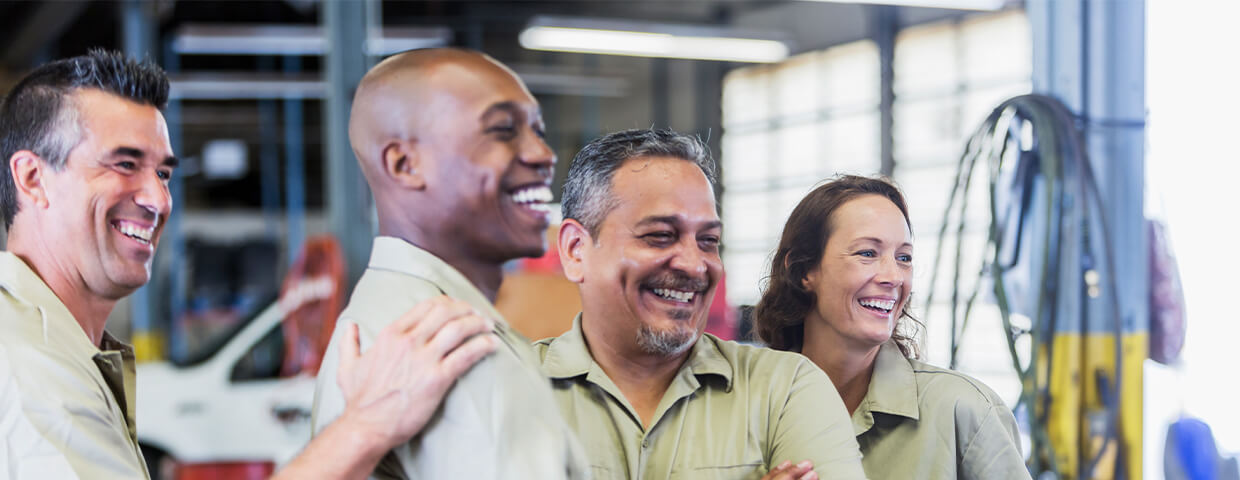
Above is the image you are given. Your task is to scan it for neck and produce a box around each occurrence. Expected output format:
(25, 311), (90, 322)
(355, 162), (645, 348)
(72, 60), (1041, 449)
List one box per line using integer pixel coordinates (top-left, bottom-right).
(801, 319), (881, 415)
(580, 314), (691, 428)
(379, 220), (504, 301)
(8, 232), (116, 346)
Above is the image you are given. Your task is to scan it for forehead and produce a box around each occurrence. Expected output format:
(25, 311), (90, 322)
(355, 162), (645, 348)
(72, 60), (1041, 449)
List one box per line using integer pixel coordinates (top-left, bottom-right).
(71, 89), (172, 155)
(422, 61), (541, 119)
(829, 194), (912, 243)
(605, 155), (718, 226)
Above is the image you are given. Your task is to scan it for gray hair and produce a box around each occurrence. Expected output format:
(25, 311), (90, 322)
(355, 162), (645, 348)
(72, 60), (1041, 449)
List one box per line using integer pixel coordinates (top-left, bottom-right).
(561, 128), (717, 237)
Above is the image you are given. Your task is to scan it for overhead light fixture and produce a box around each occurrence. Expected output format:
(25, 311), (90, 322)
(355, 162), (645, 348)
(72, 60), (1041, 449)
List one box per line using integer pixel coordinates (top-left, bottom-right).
(172, 24), (451, 56)
(519, 16), (791, 63)
(800, 0), (1006, 11)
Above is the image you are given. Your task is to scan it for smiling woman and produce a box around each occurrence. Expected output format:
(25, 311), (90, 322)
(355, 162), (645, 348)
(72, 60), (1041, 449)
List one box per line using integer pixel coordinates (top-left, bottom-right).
(753, 175), (1030, 480)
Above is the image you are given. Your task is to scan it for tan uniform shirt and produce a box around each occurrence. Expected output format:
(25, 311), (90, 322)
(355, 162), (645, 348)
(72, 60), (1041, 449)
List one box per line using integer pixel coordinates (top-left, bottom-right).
(534, 315), (868, 480)
(853, 341), (1030, 480)
(311, 237), (589, 480)
(0, 252), (148, 479)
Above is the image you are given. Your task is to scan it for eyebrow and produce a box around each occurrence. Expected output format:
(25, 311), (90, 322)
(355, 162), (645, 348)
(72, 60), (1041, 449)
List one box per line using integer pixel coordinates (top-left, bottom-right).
(480, 100), (543, 125)
(636, 215), (723, 231)
(853, 236), (913, 249)
(110, 146), (180, 168)
(480, 101), (522, 120)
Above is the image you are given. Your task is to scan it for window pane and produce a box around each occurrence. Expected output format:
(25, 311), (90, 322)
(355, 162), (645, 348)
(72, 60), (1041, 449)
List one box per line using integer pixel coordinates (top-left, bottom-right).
(722, 67), (772, 128)
(722, 131), (772, 187)
(823, 41), (880, 110)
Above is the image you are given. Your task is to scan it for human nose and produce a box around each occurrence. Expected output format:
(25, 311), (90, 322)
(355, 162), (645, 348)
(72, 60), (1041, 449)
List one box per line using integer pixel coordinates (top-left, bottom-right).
(134, 169), (172, 219)
(875, 255), (905, 287)
(518, 130), (555, 171)
(669, 239), (710, 279)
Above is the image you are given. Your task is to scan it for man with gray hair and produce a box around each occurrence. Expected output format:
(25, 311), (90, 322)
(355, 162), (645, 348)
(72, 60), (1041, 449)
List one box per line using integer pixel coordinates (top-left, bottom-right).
(536, 128), (869, 480)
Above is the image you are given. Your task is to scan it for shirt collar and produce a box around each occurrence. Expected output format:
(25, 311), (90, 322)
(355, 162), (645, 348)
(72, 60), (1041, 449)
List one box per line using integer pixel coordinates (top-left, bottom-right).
(95, 330), (138, 438)
(541, 313), (734, 391)
(0, 251), (100, 356)
(865, 340), (920, 421)
(366, 236), (504, 322)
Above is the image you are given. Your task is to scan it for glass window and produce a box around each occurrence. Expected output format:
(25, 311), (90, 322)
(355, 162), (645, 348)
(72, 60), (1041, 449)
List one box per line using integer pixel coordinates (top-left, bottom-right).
(893, 9), (1032, 404)
(721, 40), (882, 309)
(231, 322), (286, 382)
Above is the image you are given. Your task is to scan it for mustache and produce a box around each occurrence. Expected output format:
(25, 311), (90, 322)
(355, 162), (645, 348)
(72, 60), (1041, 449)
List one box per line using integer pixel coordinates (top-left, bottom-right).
(641, 271), (709, 293)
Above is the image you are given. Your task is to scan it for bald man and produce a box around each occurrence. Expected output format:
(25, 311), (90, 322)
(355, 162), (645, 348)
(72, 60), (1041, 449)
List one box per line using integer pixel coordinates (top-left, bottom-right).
(310, 48), (588, 479)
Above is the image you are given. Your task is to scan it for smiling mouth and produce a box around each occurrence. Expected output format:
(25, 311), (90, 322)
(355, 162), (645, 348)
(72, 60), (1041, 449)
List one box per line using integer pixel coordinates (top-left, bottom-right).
(858, 298), (896, 315)
(111, 220), (153, 246)
(509, 184), (554, 214)
(651, 288), (696, 304)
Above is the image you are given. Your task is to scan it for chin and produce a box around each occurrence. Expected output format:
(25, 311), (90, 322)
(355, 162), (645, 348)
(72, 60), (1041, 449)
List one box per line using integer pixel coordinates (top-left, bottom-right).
(636, 322), (698, 356)
(105, 267), (152, 294)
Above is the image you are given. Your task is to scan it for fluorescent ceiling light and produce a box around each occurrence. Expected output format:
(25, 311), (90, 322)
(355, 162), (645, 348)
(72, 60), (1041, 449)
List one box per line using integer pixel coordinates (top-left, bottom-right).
(519, 16), (790, 63)
(172, 24), (451, 56)
(800, 0), (1006, 11)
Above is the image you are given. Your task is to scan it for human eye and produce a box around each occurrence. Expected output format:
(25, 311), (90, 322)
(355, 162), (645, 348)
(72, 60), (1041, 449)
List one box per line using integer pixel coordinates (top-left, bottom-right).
(116, 160), (137, 171)
(156, 169), (172, 181)
(698, 235), (721, 252)
(855, 249), (877, 258)
(485, 114), (518, 139)
(897, 252), (913, 263)
(643, 231), (675, 246)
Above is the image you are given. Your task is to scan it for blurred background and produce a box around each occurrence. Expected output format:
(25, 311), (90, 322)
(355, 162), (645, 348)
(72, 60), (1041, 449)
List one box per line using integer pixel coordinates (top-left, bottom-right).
(0, 0), (1233, 479)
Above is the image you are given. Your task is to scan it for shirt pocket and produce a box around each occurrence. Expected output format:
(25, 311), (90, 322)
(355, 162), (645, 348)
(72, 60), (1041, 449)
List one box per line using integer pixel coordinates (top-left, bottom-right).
(669, 462), (764, 480)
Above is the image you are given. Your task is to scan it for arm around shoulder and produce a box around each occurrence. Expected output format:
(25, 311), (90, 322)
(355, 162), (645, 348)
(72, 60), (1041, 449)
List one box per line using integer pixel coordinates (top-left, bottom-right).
(770, 358), (868, 480)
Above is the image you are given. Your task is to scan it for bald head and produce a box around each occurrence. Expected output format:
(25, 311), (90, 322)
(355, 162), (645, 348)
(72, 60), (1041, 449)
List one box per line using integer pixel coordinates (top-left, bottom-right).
(348, 48), (529, 186)
(346, 47), (556, 270)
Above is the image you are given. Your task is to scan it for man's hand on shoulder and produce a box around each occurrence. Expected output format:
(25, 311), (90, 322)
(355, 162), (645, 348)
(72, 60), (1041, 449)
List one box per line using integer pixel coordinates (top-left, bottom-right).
(274, 296), (496, 480)
(337, 296), (496, 448)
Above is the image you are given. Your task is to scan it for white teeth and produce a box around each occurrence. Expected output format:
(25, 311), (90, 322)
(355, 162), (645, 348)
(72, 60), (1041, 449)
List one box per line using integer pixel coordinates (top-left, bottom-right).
(653, 288), (695, 303)
(859, 299), (896, 312)
(116, 223), (153, 243)
(511, 185), (553, 205)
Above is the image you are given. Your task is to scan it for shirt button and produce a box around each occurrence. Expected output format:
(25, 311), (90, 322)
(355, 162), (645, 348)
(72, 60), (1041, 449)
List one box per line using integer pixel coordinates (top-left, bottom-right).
(642, 439), (650, 449)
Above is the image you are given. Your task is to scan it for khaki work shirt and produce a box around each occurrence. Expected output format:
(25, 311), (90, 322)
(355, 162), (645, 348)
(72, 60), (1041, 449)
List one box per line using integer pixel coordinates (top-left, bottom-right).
(534, 315), (868, 480)
(852, 341), (1030, 480)
(311, 237), (589, 480)
(0, 252), (147, 479)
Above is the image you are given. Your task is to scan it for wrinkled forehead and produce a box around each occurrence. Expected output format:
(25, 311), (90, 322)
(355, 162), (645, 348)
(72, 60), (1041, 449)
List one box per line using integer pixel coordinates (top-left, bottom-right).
(609, 156), (719, 225)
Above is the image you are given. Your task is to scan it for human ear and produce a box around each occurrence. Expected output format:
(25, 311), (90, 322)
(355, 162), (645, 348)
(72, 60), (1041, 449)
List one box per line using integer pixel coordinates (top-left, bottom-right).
(558, 219), (590, 284)
(10, 151), (49, 209)
(789, 254), (819, 292)
(382, 140), (425, 190)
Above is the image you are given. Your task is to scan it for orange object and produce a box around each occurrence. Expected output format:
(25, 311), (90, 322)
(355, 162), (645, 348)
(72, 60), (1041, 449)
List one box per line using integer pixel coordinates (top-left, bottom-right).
(175, 461), (274, 480)
(278, 236), (347, 377)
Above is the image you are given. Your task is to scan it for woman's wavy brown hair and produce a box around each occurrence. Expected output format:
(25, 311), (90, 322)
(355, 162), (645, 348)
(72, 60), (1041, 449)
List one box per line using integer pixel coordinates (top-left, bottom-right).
(753, 174), (923, 359)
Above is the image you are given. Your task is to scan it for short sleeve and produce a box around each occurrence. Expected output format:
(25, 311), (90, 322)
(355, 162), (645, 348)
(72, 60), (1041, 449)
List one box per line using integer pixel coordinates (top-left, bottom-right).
(959, 402), (1030, 479)
(769, 360), (869, 480)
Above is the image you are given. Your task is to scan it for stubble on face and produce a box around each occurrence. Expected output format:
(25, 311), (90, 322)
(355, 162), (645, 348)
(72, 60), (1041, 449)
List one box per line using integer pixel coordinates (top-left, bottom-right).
(635, 321), (697, 356)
